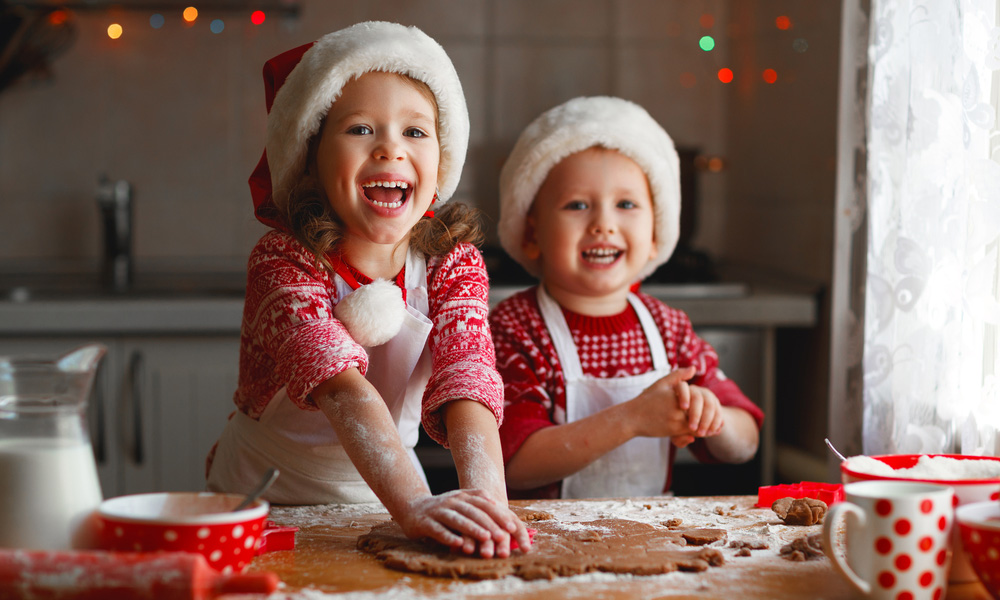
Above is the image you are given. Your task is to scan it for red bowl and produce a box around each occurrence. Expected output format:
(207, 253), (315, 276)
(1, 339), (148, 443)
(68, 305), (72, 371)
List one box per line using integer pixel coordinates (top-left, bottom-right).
(841, 454), (1000, 583)
(841, 454), (1000, 504)
(956, 501), (1000, 599)
(95, 492), (269, 573)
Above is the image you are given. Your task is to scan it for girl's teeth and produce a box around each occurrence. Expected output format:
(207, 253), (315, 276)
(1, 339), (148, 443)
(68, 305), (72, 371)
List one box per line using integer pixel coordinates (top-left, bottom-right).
(362, 180), (408, 208)
(363, 181), (409, 189)
(583, 248), (621, 264)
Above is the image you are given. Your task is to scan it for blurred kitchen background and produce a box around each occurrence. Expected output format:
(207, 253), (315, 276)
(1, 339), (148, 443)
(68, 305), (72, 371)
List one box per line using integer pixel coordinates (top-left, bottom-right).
(0, 0), (840, 496)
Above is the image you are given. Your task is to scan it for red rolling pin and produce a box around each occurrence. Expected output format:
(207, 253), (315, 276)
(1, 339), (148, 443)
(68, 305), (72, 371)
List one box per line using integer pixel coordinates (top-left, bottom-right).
(0, 549), (279, 600)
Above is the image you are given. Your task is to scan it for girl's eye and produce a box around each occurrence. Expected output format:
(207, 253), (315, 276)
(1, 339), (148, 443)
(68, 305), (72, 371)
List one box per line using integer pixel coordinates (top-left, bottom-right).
(618, 199), (638, 209)
(404, 127), (428, 138)
(563, 200), (588, 211)
(347, 125), (372, 135)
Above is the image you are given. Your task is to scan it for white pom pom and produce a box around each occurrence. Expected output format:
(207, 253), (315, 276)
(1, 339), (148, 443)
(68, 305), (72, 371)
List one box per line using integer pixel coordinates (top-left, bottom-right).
(334, 279), (406, 347)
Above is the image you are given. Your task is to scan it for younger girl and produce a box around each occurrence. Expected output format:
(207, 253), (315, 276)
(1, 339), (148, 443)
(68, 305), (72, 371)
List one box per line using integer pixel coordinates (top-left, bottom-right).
(206, 21), (530, 557)
(492, 97), (763, 499)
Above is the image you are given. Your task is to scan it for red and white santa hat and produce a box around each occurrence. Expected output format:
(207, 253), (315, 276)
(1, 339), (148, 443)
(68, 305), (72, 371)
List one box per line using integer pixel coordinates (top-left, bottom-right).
(249, 21), (469, 231)
(498, 96), (681, 282)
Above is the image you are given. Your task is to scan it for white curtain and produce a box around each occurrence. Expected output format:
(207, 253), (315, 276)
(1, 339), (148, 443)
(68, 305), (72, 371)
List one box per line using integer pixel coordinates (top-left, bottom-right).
(863, 0), (1000, 456)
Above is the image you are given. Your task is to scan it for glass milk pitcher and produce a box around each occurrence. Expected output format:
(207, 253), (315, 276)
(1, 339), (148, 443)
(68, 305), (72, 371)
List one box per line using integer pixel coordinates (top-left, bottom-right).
(0, 344), (106, 549)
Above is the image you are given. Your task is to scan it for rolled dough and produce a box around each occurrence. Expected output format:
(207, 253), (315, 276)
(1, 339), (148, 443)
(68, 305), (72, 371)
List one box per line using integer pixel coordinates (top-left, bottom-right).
(357, 511), (726, 580)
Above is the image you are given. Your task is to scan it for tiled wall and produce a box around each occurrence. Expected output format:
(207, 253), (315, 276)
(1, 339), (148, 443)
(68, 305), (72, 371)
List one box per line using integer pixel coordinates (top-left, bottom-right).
(0, 0), (837, 283)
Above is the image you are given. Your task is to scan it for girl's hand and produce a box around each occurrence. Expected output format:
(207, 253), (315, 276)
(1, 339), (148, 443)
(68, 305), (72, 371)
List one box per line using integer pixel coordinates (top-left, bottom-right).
(670, 434), (696, 448)
(685, 385), (725, 438)
(628, 366), (697, 439)
(398, 489), (529, 558)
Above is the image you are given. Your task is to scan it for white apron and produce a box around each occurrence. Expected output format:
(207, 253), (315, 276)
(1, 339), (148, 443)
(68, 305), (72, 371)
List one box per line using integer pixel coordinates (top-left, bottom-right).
(207, 249), (432, 505)
(535, 286), (674, 499)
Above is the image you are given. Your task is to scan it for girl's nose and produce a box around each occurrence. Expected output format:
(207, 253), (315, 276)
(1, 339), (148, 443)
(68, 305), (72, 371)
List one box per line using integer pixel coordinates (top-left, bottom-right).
(590, 210), (616, 235)
(373, 135), (404, 160)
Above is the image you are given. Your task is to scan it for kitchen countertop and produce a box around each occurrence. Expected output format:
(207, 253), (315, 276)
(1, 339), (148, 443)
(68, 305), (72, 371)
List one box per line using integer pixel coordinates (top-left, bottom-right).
(0, 282), (816, 335)
(250, 496), (990, 599)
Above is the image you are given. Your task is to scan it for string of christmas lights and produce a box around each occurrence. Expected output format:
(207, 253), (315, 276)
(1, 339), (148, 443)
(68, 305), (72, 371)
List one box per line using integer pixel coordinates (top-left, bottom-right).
(9, 1), (297, 39)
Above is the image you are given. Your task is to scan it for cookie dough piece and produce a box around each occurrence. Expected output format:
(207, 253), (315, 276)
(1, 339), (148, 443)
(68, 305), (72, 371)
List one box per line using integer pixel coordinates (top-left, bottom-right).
(729, 539), (769, 550)
(779, 533), (824, 561)
(357, 517), (727, 580)
(678, 528), (727, 546)
(772, 497), (828, 525)
(512, 507), (555, 522)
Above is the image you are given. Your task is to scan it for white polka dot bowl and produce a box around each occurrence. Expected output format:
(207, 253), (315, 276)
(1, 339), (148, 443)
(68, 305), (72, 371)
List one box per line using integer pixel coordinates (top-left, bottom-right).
(94, 492), (269, 574)
(956, 501), (1000, 599)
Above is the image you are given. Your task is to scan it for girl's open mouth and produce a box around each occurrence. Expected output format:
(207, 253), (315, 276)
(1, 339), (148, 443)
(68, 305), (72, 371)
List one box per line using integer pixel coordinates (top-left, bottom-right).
(362, 180), (411, 209)
(581, 247), (623, 265)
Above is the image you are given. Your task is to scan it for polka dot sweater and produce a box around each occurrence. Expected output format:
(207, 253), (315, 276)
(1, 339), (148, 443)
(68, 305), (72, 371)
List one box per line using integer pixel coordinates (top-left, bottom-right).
(233, 231), (503, 446)
(490, 286), (764, 498)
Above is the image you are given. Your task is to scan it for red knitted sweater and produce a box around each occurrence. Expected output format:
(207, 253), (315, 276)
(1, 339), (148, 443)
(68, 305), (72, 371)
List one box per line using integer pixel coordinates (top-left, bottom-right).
(233, 231), (503, 446)
(490, 286), (764, 498)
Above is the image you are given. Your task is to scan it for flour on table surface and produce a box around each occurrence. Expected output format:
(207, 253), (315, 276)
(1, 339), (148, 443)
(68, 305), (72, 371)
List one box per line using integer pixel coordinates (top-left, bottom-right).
(266, 496), (827, 599)
(267, 570), (716, 600)
(270, 502), (387, 527)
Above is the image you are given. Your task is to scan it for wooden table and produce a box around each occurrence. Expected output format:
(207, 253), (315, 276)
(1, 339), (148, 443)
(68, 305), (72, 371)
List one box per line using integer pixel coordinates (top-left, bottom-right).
(248, 496), (994, 599)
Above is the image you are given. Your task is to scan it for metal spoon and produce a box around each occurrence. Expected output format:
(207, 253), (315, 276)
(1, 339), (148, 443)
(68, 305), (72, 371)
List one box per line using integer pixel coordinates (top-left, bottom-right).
(233, 468), (279, 512)
(825, 438), (848, 462)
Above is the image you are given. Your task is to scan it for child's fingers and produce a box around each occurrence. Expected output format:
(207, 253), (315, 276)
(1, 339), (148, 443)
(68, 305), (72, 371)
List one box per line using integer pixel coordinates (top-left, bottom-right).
(708, 409), (725, 436)
(464, 495), (517, 540)
(686, 388), (705, 432)
(674, 380), (691, 411)
(689, 387), (723, 436)
(671, 434), (695, 448)
(465, 494), (530, 554)
(493, 533), (512, 558)
(663, 366), (696, 386)
(663, 366), (695, 410)
(421, 519), (466, 549)
(510, 516), (531, 552)
(438, 508), (492, 542)
(451, 498), (510, 545)
(477, 537), (496, 558)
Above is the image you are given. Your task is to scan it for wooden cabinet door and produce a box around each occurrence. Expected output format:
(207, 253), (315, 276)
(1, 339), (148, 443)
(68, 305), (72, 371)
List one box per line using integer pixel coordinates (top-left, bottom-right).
(117, 336), (239, 494)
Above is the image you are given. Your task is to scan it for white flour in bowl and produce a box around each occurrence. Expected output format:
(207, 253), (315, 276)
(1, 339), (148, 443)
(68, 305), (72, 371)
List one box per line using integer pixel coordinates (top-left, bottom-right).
(845, 455), (1000, 480)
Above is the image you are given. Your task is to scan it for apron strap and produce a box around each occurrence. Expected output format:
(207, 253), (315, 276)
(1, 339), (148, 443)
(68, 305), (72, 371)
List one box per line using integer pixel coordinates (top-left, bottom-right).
(536, 286), (670, 378)
(536, 286), (584, 378)
(403, 248), (429, 315)
(628, 293), (669, 370)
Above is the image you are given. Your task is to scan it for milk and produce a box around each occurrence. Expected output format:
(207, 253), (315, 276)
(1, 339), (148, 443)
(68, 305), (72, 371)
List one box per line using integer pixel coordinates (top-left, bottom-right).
(0, 438), (103, 549)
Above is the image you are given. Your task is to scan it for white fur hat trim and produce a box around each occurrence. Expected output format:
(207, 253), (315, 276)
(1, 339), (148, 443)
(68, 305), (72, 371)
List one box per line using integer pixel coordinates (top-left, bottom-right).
(334, 279), (406, 347)
(267, 21), (469, 208)
(498, 96), (681, 282)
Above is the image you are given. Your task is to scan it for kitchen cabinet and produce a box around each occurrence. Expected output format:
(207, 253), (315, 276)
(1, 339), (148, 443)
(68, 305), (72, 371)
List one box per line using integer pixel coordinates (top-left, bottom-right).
(0, 336), (238, 498)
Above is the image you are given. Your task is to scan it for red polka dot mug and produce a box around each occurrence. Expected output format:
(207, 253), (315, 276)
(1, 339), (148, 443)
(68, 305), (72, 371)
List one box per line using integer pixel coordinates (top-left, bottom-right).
(823, 480), (955, 600)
